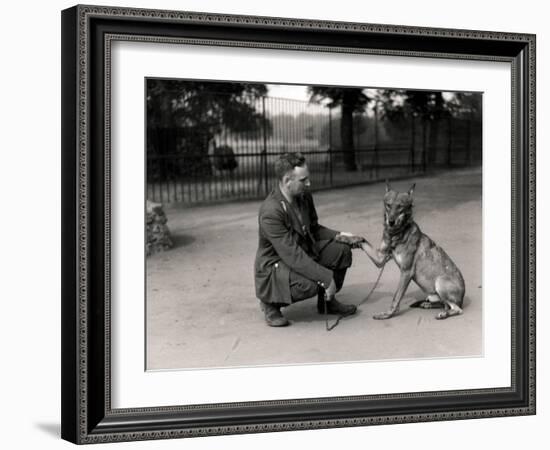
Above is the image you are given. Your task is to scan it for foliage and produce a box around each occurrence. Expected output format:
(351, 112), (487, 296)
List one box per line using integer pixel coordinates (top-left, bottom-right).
(444, 92), (482, 119)
(146, 80), (269, 177)
(307, 86), (371, 112)
(308, 86), (372, 171)
(147, 79), (269, 135)
(378, 89), (480, 122)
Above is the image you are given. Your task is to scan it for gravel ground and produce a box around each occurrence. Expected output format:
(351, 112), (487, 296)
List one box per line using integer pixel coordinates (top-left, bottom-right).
(146, 167), (482, 370)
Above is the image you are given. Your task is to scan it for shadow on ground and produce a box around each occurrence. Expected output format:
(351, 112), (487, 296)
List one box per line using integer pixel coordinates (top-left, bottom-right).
(170, 234), (196, 249)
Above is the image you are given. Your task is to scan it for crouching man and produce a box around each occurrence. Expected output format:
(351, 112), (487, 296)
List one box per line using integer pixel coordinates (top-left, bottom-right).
(254, 152), (363, 327)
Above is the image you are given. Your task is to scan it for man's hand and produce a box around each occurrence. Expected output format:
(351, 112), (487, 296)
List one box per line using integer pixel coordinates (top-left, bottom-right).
(335, 232), (366, 248)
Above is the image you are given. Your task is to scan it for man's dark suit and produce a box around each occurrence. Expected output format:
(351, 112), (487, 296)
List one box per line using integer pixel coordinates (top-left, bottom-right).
(254, 186), (352, 305)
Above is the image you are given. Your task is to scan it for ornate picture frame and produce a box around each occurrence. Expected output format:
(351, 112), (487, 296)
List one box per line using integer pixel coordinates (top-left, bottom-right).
(61, 4), (535, 444)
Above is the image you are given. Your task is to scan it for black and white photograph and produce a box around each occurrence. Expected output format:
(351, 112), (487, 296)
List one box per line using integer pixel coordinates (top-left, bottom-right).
(145, 79), (483, 370)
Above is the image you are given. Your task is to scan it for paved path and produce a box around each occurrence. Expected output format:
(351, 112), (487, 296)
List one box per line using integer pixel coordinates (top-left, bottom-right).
(146, 167), (482, 370)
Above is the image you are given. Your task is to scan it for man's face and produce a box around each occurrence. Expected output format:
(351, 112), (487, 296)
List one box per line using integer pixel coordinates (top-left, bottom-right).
(285, 164), (311, 197)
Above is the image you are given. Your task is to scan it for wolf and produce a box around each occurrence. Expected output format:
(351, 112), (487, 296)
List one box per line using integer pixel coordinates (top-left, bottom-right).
(360, 182), (465, 320)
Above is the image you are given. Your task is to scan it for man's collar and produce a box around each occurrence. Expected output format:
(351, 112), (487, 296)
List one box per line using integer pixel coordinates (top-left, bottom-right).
(278, 184), (294, 205)
(272, 184), (284, 202)
(275, 184), (304, 206)
(274, 184), (289, 204)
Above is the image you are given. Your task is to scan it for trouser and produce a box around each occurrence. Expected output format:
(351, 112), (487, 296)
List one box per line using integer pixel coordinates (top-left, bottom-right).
(289, 239), (352, 303)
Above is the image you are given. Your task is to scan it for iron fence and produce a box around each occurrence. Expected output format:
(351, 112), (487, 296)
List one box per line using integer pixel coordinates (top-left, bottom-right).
(147, 94), (481, 204)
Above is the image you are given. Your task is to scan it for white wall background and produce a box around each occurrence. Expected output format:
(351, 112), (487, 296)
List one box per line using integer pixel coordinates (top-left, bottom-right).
(0, 0), (544, 448)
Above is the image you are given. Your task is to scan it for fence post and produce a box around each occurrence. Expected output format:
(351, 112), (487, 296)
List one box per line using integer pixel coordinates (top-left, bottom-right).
(447, 116), (453, 167)
(354, 112), (360, 169)
(373, 100), (379, 178)
(262, 96), (269, 196)
(422, 118), (427, 173)
(329, 107), (333, 186)
(410, 114), (416, 173)
(466, 114), (472, 165)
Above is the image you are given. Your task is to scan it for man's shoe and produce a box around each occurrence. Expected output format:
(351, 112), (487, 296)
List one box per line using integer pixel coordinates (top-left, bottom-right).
(261, 302), (290, 327)
(317, 294), (357, 316)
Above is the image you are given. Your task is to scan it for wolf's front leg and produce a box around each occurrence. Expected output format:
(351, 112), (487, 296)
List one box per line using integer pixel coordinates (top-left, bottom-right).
(373, 270), (412, 320)
(360, 241), (390, 268)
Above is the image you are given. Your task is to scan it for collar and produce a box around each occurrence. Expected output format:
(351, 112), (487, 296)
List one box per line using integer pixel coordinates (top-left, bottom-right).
(273, 186), (308, 237)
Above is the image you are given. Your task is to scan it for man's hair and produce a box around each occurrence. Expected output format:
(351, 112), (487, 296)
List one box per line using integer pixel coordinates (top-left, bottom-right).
(274, 152), (306, 180)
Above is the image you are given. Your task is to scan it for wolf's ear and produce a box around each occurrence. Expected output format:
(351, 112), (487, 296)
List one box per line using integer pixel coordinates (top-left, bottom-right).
(385, 179), (392, 193)
(408, 183), (416, 197)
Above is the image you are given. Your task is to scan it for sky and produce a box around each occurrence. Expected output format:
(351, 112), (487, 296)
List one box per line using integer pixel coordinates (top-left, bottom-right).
(267, 83), (457, 103)
(267, 84), (310, 101)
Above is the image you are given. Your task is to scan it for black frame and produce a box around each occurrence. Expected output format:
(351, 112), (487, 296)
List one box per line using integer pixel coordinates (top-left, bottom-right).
(61, 4), (536, 444)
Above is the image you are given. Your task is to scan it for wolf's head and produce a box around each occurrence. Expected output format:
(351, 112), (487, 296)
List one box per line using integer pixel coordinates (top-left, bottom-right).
(383, 181), (415, 233)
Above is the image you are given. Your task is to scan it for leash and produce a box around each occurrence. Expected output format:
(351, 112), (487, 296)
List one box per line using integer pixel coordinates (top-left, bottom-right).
(324, 262), (386, 331)
(279, 198), (385, 331)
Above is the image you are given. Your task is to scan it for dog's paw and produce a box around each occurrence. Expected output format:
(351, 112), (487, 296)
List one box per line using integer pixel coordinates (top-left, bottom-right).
(373, 311), (394, 320)
(436, 308), (462, 320)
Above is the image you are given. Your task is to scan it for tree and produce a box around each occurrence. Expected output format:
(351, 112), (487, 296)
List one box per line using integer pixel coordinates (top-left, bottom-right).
(444, 92), (482, 164)
(146, 80), (268, 177)
(444, 92), (481, 119)
(308, 86), (371, 171)
(379, 89), (451, 168)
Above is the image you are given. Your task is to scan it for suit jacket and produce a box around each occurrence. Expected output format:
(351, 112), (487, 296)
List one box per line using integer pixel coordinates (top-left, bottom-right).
(254, 186), (338, 304)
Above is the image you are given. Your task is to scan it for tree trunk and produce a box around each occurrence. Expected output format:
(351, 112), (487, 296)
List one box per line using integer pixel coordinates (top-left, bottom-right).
(410, 115), (416, 172)
(428, 119), (440, 166)
(466, 116), (472, 165)
(446, 116), (452, 167)
(340, 99), (357, 171)
(428, 93), (444, 166)
(422, 118), (427, 172)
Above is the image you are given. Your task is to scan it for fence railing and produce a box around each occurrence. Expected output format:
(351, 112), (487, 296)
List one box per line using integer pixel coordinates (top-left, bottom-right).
(147, 95), (481, 204)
